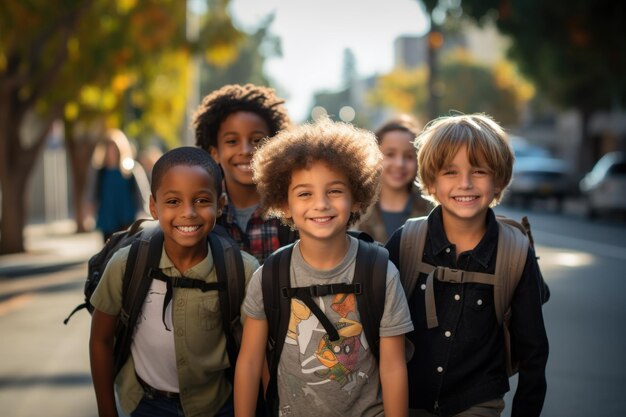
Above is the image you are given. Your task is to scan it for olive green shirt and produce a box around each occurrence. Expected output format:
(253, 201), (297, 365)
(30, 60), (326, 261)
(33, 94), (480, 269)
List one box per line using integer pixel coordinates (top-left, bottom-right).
(91, 241), (259, 417)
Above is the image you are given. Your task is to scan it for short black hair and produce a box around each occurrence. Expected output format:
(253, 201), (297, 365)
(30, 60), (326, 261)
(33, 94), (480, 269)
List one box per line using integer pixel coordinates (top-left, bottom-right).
(192, 83), (290, 151)
(151, 146), (222, 197)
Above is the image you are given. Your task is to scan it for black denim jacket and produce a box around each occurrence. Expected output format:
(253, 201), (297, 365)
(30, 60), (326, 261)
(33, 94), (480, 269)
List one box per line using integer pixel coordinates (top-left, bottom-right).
(386, 207), (548, 417)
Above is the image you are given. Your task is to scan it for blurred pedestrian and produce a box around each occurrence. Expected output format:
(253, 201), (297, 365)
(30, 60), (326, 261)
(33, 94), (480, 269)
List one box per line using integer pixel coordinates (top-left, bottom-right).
(193, 83), (296, 263)
(355, 115), (432, 244)
(85, 128), (150, 242)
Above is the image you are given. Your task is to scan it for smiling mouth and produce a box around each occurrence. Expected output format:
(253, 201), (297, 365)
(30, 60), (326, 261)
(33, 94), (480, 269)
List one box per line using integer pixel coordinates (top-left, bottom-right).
(454, 196), (478, 203)
(176, 225), (201, 233)
(310, 216), (333, 223)
(235, 163), (252, 172)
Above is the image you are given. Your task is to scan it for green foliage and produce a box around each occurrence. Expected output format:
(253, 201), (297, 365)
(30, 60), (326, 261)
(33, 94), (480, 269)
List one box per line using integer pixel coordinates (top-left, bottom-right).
(200, 14), (279, 94)
(368, 51), (533, 126)
(455, 0), (626, 112)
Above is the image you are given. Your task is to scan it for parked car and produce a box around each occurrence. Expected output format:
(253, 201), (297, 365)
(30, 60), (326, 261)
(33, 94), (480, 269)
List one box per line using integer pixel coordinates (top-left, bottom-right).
(505, 156), (577, 211)
(510, 135), (551, 159)
(579, 151), (626, 218)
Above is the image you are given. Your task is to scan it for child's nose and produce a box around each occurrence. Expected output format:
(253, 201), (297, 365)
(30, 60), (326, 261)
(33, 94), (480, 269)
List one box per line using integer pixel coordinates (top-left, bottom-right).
(314, 195), (330, 210)
(240, 139), (253, 155)
(459, 172), (473, 188)
(182, 203), (197, 217)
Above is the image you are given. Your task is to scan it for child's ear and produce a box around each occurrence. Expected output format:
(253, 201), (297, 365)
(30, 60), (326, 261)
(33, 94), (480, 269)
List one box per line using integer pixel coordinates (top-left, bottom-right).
(149, 196), (158, 220)
(209, 146), (220, 163)
(217, 193), (227, 217)
(282, 202), (292, 220)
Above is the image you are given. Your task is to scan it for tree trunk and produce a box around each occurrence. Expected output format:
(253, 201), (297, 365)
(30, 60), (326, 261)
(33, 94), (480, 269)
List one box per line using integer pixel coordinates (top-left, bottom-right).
(65, 121), (97, 234)
(427, 26), (442, 120)
(0, 165), (30, 254)
(0, 92), (53, 254)
(577, 108), (595, 173)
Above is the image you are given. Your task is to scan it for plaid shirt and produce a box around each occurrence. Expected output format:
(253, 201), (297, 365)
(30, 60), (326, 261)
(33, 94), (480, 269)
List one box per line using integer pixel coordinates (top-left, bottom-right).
(217, 202), (283, 264)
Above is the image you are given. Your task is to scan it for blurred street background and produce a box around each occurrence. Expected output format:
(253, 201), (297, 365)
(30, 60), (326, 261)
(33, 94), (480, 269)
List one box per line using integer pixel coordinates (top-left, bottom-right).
(1, 0), (625, 416)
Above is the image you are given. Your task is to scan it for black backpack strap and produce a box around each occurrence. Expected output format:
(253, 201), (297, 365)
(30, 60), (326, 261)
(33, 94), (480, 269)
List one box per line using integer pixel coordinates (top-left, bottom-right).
(353, 239), (388, 359)
(207, 232), (246, 369)
(262, 244), (294, 416)
(113, 223), (163, 376)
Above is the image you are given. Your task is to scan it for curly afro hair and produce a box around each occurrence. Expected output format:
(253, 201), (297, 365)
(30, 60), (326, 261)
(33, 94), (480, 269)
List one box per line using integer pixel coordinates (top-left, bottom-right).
(192, 84), (291, 151)
(252, 116), (383, 228)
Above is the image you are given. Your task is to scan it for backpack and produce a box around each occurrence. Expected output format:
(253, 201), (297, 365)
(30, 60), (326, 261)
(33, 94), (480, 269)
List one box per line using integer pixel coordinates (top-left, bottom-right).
(261, 233), (388, 416)
(398, 215), (549, 377)
(63, 218), (246, 377)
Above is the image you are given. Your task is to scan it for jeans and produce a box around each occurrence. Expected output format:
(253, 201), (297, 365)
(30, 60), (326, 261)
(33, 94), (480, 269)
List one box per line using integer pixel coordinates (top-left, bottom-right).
(131, 392), (234, 417)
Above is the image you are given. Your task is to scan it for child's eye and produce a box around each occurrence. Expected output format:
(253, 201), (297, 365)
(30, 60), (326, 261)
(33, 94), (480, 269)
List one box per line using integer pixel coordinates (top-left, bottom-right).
(473, 169), (488, 175)
(165, 199), (179, 206)
(297, 192), (311, 198)
(328, 189), (344, 195)
(194, 197), (211, 205)
(252, 136), (265, 146)
(442, 170), (456, 176)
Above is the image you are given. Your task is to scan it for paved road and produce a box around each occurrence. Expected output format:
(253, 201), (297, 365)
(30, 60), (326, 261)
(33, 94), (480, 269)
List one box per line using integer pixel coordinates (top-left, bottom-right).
(0, 265), (98, 417)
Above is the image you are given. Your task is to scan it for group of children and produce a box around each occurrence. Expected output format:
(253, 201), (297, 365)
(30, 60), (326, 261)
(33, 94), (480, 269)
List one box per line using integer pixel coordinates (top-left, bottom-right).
(89, 83), (549, 417)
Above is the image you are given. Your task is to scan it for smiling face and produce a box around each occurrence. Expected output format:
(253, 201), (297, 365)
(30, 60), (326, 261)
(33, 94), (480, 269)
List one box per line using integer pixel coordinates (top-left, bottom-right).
(210, 111), (270, 197)
(380, 129), (417, 192)
(427, 145), (500, 225)
(284, 161), (359, 245)
(149, 165), (225, 260)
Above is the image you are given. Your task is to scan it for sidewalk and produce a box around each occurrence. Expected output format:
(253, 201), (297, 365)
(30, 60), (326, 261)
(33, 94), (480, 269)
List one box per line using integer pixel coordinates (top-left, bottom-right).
(0, 220), (103, 278)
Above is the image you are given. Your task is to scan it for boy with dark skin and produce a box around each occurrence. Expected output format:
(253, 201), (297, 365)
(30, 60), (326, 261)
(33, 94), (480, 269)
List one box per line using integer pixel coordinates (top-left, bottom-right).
(193, 84), (293, 263)
(90, 147), (259, 417)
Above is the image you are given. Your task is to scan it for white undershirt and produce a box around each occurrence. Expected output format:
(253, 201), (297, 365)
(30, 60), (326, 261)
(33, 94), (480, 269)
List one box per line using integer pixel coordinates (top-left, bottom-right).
(131, 279), (179, 392)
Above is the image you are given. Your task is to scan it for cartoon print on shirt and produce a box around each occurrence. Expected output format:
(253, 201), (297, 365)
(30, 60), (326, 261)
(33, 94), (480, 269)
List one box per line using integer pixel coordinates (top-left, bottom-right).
(290, 293), (369, 391)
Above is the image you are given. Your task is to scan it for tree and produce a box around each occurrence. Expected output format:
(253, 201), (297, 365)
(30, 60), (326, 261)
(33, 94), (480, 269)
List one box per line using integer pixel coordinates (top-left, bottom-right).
(200, 14), (279, 94)
(439, 0), (626, 169)
(0, 0), (243, 254)
(368, 52), (533, 126)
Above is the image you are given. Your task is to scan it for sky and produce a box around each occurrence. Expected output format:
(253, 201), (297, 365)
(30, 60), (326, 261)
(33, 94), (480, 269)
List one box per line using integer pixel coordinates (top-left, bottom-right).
(227, 0), (429, 122)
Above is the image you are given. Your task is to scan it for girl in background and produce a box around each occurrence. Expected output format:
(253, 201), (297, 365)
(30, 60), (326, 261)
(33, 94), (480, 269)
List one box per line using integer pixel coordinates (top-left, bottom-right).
(356, 115), (432, 243)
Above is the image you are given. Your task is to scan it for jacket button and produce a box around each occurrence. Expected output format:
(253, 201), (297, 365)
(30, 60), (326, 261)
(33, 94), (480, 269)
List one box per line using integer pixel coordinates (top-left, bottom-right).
(477, 299), (483, 306)
(454, 294), (460, 301)
(420, 284), (426, 290)
(444, 331), (451, 338)
(437, 366), (444, 373)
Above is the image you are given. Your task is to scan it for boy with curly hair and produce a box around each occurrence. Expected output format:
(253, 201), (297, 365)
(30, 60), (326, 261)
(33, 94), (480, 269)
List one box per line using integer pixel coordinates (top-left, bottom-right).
(385, 113), (548, 417)
(193, 83), (293, 263)
(234, 117), (414, 417)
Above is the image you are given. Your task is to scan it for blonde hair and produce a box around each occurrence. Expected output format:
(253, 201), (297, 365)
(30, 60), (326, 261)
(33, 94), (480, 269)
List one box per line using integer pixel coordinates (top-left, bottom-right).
(416, 113), (514, 205)
(252, 116), (382, 228)
(91, 128), (136, 178)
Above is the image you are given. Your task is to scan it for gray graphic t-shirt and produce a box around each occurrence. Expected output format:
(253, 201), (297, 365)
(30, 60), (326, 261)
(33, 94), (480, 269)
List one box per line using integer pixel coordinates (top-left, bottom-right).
(243, 236), (413, 417)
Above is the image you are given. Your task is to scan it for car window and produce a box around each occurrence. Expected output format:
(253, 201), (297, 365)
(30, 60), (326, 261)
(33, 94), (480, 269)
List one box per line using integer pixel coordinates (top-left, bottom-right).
(607, 162), (626, 176)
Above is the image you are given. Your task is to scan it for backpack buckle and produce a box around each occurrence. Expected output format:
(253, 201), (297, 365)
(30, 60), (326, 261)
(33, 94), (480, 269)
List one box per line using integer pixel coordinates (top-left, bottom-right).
(435, 267), (465, 283)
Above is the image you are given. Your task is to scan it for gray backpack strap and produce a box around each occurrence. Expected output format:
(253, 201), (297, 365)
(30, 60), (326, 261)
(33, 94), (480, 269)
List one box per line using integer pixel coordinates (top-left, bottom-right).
(399, 216), (432, 296)
(493, 220), (529, 325)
